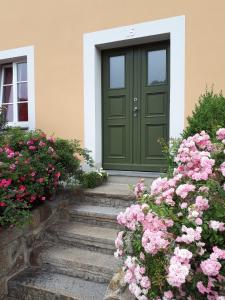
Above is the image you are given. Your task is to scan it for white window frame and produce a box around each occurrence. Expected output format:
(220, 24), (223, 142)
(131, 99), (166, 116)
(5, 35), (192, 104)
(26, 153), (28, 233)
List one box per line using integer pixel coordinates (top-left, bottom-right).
(83, 16), (185, 168)
(0, 46), (35, 129)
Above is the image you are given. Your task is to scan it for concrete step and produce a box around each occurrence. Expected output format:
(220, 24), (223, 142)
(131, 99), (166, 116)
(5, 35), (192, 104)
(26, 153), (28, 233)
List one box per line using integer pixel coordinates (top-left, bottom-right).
(8, 268), (108, 300)
(69, 204), (123, 229)
(47, 222), (117, 255)
(31, 244), (120, 283)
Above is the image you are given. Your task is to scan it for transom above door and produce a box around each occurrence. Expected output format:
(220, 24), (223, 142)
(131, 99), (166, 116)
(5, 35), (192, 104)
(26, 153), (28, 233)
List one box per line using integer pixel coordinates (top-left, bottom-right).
(102, 41), (170, 172)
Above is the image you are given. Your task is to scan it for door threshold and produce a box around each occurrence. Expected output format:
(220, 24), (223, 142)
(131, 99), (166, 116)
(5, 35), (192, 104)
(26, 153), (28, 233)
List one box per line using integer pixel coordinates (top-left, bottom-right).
(106, 170), (163, 178)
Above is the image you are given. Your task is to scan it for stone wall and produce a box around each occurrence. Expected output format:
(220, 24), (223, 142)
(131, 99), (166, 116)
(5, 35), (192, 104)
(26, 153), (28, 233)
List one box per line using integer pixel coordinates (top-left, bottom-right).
(0, 188), (82, 299)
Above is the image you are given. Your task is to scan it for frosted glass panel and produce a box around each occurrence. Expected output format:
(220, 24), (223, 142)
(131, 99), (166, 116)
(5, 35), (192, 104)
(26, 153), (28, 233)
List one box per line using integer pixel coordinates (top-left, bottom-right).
(148, 50), (166, 85)
(110, 55), (125, 89)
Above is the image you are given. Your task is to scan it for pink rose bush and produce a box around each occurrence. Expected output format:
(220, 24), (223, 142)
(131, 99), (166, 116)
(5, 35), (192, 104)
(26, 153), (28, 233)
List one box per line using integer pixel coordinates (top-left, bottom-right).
(115, 129), (225, 299)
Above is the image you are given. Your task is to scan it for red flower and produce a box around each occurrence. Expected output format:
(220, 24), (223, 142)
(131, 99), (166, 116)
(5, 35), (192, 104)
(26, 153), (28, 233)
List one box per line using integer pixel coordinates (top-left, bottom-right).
(55, 172), (61, 178)
(19, 185), (26, 192)
(0, 179), (12, 188)
(37, 178), (45, 183)
(29, 146), (36, 151)
(0, 202), (6, 207)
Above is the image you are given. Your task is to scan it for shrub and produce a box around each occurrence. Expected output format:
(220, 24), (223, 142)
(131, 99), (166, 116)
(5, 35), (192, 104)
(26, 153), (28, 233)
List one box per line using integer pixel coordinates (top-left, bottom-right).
(115, 129), (225, 300)
(183, 90), (225, 139)
(0, 127), (92, 227)
(79, 169), (108, 188)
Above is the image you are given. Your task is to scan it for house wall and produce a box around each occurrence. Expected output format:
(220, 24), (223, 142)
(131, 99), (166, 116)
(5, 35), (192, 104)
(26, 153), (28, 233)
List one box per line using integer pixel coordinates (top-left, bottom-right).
(0, 0), (225, 143)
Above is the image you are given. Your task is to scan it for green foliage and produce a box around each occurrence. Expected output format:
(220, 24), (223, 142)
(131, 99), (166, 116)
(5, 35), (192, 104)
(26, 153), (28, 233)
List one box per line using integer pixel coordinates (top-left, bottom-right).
(79, 170), (108, 188)
(0, 106), (7, 131)
(159, 138), (181, 177)
(183, 90), (225, 139)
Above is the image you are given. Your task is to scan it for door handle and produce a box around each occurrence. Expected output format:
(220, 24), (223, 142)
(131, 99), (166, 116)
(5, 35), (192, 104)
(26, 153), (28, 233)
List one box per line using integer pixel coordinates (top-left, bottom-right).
(133, 106), (138, 117)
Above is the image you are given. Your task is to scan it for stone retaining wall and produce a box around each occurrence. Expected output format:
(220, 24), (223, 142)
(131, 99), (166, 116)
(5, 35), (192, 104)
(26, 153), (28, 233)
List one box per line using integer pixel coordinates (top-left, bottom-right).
(0, 188), (82, 299)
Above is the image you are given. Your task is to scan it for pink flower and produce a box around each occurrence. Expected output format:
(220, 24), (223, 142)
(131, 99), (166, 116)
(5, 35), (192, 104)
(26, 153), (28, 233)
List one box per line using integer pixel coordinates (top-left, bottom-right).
(176, 226), (202, 244)
(176, 184), (195, 199)
(39, 141), (46, 147)
(195, 196), (209, 211)
(0, 202), (6, 207)
(200, 258), (221, 276)
(209, 221), (225, 232)
(142, 229), (169, 255)
(216, 128), (225, 141)
(220, 162), (225, 176)
(164, 290), (174, 299)
(134, 179), (146, 199)
(140, 276), (151, 289)
(180, 202), (188, 209)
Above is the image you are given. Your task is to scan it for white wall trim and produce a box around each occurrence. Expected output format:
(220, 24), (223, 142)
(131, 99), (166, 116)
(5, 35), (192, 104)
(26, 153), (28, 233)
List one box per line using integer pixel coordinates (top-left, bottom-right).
(0, 46), (35, 130)
(83, 15), (185, 167)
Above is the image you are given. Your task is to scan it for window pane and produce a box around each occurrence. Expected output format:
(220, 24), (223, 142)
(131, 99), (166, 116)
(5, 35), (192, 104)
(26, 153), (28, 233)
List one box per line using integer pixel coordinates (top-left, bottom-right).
(2, 86), (13, 103)
(110, 55), (125, 89)
(17, 62), (27, 82)
(148, 50), (167, 85)
(18, 102), (28, 121)
(3, 66), (13, 84)
(17, 83), (28, 102)
(2, 104), (13, 122)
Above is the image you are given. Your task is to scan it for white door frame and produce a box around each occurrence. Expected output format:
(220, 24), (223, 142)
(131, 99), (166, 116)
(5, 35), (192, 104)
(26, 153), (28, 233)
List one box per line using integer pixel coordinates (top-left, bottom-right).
(83, 16), (185, 168)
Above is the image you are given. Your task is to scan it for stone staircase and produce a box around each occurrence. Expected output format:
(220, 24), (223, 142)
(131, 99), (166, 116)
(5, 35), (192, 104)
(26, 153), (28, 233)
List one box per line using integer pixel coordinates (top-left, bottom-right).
(7, 177), (149, 300)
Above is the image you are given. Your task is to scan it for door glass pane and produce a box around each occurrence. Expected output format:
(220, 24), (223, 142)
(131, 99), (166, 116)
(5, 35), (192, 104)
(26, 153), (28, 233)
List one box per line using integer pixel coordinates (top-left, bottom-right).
(2, 86), (13, 103)
(3, 66), (13, 84)
(2, 104), (13, 122)
(17, 83), (28, 102)
(148, 50), (166, 85)
(17, 62), (27, 82)
(18, 102), (28, 121)
(110, 55), (125, 89)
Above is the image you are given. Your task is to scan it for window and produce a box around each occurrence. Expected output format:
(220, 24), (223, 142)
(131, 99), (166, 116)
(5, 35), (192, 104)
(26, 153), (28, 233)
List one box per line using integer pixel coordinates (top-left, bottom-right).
(0, 61), (29, 127)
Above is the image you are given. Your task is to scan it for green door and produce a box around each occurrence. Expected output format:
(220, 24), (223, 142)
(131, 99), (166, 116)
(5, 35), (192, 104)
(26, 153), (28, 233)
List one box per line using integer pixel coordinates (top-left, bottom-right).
(102, 41), (170, 172)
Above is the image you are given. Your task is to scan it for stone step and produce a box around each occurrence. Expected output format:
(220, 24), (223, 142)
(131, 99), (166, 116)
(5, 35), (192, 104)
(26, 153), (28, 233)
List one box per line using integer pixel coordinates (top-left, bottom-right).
(8, 268), (108, 300)
(70, 204), (123, 229)
(31, 244), (120, 283)
(83, 183), (135, 207)
(47, 222), (118, 255)
(107, 172), (157, 186)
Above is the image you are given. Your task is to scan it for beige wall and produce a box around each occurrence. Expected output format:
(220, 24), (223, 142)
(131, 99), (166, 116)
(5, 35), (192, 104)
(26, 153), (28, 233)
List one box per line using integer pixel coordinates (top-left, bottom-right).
(0, 0), (225, 143)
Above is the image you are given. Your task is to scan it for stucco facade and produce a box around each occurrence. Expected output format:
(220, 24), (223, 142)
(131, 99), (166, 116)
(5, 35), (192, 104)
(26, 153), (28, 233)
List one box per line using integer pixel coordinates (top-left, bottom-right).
(0, 0), (225, 165)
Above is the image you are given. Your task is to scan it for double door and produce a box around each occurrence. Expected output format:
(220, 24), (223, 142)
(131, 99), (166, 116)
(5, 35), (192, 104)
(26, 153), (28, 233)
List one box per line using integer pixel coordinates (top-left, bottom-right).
(102, 41), (170, 171)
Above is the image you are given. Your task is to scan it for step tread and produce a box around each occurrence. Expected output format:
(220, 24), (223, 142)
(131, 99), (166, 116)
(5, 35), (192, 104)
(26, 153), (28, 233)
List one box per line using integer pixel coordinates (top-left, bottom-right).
(50, 222), (118, 244)
(9, 268), (108, 300)
(84, 183), (134, 198)
(39, 244), (120, 272)
(70, 204), (123, 218)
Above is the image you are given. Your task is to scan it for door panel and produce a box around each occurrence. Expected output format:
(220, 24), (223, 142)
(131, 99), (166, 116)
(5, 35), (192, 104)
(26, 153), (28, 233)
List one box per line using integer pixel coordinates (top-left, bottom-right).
(140, 43), (170, 170)
(102, 49), (133, 169)
(102, 42), (170, 172)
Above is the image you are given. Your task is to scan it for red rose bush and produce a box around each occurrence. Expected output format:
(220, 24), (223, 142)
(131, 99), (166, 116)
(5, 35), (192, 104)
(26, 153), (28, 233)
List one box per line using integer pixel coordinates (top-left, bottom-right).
(0, 128), (91, 227)
(115, 129), (225, 300)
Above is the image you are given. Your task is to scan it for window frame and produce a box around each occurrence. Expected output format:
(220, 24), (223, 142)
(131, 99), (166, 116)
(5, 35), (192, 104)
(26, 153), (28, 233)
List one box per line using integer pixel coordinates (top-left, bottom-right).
(0, 46), (35, 129)
(0, 61), (28, 127)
